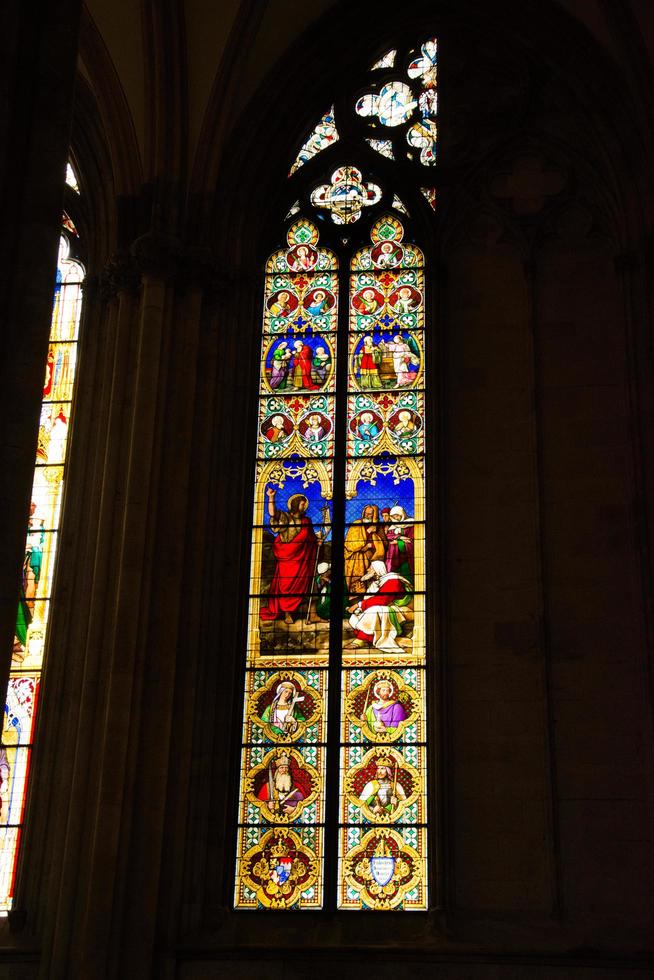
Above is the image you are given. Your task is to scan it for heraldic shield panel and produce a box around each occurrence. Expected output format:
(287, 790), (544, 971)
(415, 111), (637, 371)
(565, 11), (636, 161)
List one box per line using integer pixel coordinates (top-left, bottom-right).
(235, 220), (336, 910)
(338, 217), (428, 910)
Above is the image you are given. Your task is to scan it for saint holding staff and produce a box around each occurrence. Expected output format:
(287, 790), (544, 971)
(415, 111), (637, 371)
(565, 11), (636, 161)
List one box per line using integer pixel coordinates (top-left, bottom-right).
(361, 678), (409, 733)
(260, 490), (319, 625)
(260, 491), (330, 626)
(357, 756), (407, 817)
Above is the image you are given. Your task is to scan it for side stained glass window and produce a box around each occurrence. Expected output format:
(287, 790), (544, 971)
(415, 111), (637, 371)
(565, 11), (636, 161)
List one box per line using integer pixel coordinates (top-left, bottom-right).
(0, 233), (84, 911)
(236, 33), (437, 912)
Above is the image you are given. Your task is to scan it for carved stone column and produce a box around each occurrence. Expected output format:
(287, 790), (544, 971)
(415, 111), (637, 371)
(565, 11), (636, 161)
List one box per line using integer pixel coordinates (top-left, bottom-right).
(15, 235), (232, 979)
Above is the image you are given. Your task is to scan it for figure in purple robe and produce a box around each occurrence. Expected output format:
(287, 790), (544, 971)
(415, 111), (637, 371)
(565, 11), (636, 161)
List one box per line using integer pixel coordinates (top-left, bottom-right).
(363, 679), (409, 733)
(269, 342), (291, 389)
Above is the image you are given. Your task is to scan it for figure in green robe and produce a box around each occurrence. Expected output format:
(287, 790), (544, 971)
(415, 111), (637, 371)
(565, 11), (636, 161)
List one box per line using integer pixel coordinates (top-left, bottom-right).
(260, 681), (306, 736)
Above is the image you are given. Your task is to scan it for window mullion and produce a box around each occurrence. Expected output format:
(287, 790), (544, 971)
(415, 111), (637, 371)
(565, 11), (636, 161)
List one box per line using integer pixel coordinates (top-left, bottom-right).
(323, 250), (350, 910)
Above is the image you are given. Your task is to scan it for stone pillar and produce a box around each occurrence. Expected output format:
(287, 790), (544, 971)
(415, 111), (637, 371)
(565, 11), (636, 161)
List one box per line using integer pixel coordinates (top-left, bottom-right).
(13, 237), (225, 980)
(534, 207), (654, 932)
(445, 212), (554, 916)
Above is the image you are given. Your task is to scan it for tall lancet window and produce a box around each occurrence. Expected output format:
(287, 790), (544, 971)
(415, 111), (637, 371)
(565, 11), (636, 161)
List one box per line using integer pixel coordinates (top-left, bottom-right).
(235, 219), (338, 911)
(235, 36), (436, 911)
(0, 169), (84, 911)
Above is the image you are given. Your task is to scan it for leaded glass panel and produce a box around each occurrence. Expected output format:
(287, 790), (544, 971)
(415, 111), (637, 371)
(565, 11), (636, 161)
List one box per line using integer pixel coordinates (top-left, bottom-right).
(338, 217), (428, 909)
(0, 233), (83, 912)
(237, 31), (439, 912)
(235, 221), (336, 908)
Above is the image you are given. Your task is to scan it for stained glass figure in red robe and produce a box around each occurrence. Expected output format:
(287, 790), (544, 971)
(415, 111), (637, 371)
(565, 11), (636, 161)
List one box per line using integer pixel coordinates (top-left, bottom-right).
(290, 340), (319, 390)
(348, 560), (412, 653)
(260, 489), (319, 624)
(255, 752), (312, 817)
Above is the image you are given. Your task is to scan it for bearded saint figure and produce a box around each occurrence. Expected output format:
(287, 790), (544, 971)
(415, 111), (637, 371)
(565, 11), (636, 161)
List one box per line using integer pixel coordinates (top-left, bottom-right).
(260, 489), (319, 624)
(363, 679), (409, 733)
(358, 757), (407, 816)
(256, 753), (310, 816)
(265, 415), (287, 443)
(344, 504), (387, 595)
(393, 410), (416, 436)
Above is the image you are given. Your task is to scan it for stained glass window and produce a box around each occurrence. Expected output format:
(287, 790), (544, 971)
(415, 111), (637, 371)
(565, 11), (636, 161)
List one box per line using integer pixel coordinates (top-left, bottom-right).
(310, 166), (382, 225)
(367, 139), (395, 161)
(420, 187), (437, 210)
(371, 49), (397, 71)
(339, 216), (427, 910)
(65, 161), (80, 193)
(235, 220), (337, 910)
(62, 211), (78, 236)
(355, 37), (438, 168)
(236, 35), (437, 912)
(0, 231), (84, 911)
(392, 195), (409, 215)
(289, 108), (339, 176)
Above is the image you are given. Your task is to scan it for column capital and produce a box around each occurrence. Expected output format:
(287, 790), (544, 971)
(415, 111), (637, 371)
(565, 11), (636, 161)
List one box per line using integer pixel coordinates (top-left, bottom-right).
(130, 231), (183, 281)
(99, 251), (141, 300)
